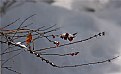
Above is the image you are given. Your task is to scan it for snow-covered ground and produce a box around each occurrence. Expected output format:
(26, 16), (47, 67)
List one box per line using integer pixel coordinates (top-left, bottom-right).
(1, 0), (121, 74)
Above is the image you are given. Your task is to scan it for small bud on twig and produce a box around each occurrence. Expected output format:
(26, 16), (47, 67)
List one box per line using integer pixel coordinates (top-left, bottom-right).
(68, 34), (74, 42)
(60, 33), (69, 40)
(53, 41), (60, 47)
(69, 52), (79, 56)
(52, 34), (56, 38)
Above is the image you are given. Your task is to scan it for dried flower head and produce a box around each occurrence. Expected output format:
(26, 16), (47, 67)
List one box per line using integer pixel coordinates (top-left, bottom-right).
(60, 33), (69, 40)
(68, 34), (74, 42)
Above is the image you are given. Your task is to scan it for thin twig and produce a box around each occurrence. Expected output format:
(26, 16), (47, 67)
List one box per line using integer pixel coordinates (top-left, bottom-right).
(0, 18), (20, 30)
(35, 32), (105, 51)
(0, 49), (21, 55)
(20, 23), (33, 29)
(39, 24), (57, 31)
(58, 56), (120, 68)
(11, 14), (36, 39)
(27, 48), (119, 68)
(2, 67), (21, 74)
(2, 33), (119, 68)
(40, 52), (79, 56)
(1, 51), (23, 66)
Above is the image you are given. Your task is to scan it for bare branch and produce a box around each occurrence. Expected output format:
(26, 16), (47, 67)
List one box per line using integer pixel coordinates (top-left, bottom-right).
(40, 52), (79, 56)
(11, 14), (36, 39)
(35, 32), (105, 51)
(24, 47), (119, 68)
(0, 18), (20, 30)
(1, 15), (119, 74)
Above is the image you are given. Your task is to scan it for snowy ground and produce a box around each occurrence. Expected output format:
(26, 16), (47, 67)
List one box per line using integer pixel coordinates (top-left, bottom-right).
(1, 0), (121, 74)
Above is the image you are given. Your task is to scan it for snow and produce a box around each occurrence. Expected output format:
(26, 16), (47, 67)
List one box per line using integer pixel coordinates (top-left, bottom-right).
(1, 1), (121, 74)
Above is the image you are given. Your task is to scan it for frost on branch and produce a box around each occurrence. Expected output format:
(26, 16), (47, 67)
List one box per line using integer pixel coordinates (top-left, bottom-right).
(0, 14), (119, 74)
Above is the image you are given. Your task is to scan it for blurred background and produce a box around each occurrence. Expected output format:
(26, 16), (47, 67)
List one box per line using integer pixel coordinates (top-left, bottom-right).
(1, 0), (121, 74)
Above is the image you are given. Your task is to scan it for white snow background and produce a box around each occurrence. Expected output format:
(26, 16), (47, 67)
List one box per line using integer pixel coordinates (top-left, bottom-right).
(1, 0), (121, 74)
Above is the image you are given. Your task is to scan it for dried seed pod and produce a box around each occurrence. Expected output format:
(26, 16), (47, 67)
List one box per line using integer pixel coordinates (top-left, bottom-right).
(60, 33), (66, 39)
(60, 33), (69, 40)
(53, 41), (60, 47)
(68, 34), (74, 42)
